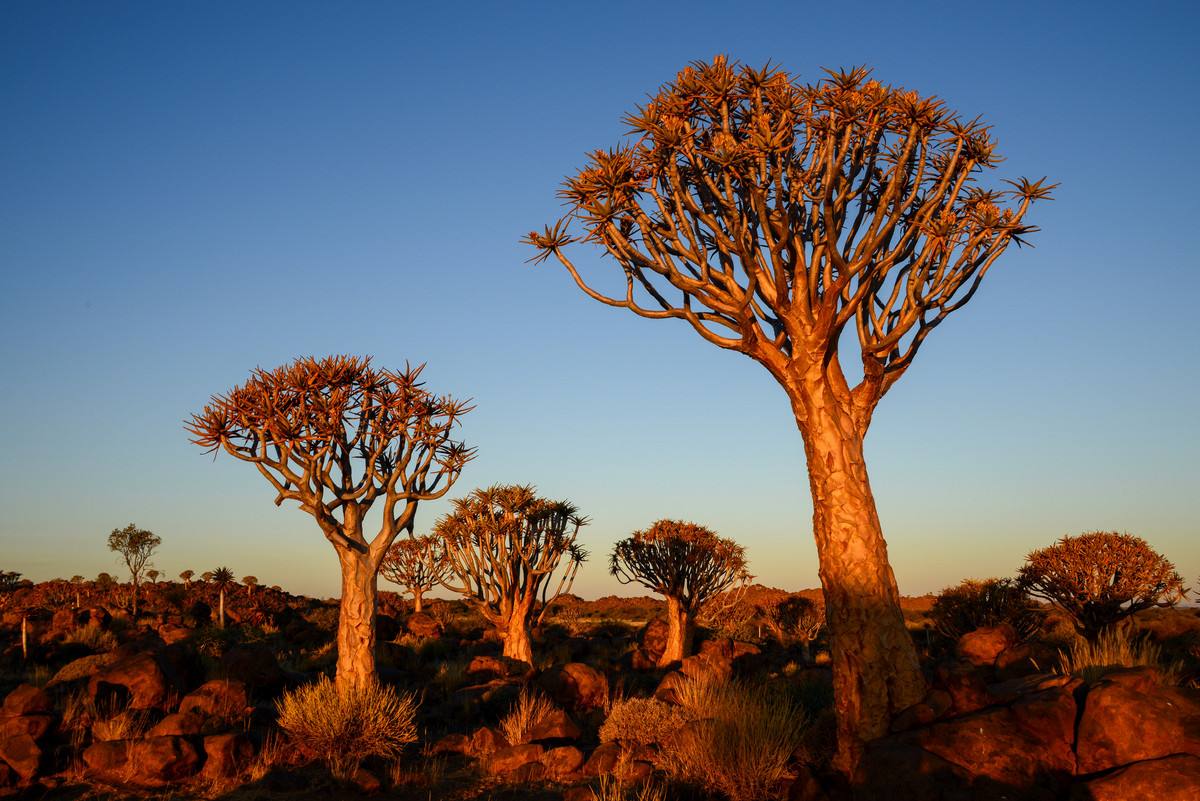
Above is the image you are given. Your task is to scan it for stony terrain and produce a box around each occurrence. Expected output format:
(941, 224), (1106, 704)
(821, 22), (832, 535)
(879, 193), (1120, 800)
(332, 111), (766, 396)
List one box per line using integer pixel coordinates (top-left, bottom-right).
(0, 579), (1198, 800)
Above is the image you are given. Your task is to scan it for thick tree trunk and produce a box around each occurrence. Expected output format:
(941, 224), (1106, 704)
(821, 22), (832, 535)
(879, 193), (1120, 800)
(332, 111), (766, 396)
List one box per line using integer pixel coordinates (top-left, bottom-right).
(659, 595), (693, 667)
(789, 377), (926, 773)
(412, 590), (424, 615)
(335, 549), (379, 696)
(502, 612), (533, 663)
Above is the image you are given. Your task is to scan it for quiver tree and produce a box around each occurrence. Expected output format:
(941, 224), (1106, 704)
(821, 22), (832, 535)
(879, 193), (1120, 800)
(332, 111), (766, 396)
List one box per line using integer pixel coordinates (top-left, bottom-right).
(179, 570), (194, 587)
(146, 569), (161, 585)
(435, 484), (588, 663)
(187, 355), (473, 694)
(243, 576), (258, 597)
(762, 594), (826, 661)
(107, 523), (161, 618)
(929, 578), (1038, 641)
(381, 534), (451, 614)
(610, 520), (750, 666)
(1018, 532), (1185, 642)
(211, 567), (235, 628)
(526, 57), (1053, 768)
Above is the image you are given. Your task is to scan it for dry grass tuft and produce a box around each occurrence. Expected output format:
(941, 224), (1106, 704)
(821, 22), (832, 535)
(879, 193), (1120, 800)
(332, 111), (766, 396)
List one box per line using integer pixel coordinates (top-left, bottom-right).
(275, 676), (418, 780)
(498, 687), (559, 746)
(661, 675), (807, 801)
(590, 774), (669, 801)
(1058, 627), (1182, 683)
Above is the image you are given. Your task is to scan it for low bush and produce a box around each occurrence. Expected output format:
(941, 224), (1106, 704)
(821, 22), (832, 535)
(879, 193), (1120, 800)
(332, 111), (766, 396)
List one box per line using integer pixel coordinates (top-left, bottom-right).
(599, 696), (692, 749)
(929, 578), (1038, 640)
(661, 676), (807, 801)
(276, 676), (418, 779)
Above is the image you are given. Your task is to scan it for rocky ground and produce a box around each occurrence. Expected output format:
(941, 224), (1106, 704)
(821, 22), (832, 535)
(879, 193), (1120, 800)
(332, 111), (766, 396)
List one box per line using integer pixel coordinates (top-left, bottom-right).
(0, 579), (1197, 800)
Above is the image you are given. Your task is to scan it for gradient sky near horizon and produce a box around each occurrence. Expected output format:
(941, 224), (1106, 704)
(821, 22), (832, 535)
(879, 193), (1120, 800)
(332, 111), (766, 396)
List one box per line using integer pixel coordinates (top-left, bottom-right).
(2, 2), (1197, 600)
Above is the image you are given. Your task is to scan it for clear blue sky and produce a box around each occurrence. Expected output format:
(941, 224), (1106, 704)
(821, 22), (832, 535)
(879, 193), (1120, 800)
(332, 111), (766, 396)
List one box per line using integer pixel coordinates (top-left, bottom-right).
(2, 1), (1197, 599)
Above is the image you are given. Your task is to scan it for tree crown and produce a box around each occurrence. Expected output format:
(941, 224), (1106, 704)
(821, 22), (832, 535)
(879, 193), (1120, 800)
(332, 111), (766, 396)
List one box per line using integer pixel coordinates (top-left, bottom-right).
(381, 534), (451, 594)
(610, 519), (750, 610)
(527, 56), (1053, 415)
(107, 523), (161, 580)
(186, 355), (474, 557)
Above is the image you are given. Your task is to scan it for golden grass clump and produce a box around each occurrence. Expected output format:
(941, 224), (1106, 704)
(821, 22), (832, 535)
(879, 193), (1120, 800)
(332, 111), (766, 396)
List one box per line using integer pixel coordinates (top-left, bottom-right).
(275, 676), (418, 779)
(1058, 627), (1182, 684)
(590, 774), (669, 801)
(498, 687), (559, 746)
(661, 676), (807, 801)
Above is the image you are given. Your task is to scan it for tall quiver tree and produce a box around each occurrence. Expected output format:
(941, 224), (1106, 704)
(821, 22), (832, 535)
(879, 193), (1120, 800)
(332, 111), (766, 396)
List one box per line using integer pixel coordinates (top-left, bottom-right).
(436, 485), (588, 663)
(211, 567), (235, 628)
(107, 523), (161, 618)
(187, 355), (473, 694)
(611, 520), (750, 666)
(381, 534), (451, 614)
(526, 57), (1054, 769)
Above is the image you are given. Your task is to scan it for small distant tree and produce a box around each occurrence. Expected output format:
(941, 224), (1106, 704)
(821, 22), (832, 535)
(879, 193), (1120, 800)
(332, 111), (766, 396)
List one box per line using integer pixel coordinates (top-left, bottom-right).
(107, 523), (161, 617)
(381, 534), (451, 614)
(243, 576), (258, 597)
(70, 575), (86, 608)
(187, 355), (473, 694)
(0, 571), (20, 596)
(201, 571), (214, 583)
(1018, 532), (1185, 642)
(762, 595), (826, 661)
(211, 567), (235, 628)
(146, 569), (161, 585)
(96, 572), (116, 590)
(610, 520), (751, 666)
(179, 570), (194, 587)
(436, 485), (588, 663)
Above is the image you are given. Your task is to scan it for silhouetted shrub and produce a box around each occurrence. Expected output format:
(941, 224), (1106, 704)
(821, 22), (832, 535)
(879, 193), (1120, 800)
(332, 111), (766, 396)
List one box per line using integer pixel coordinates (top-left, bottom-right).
(1019, 531), (1186, 641)
(929, 578), (1038, 640)
(276, 677), (418, 779)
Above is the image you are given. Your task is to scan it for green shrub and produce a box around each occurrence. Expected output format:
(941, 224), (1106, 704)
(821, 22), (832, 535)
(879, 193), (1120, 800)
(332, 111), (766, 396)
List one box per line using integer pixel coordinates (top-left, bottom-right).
(599, 696), (691, 749)
(929, 578), (1038, 640)
(276, 677), (418, 779)
(662, 676), (807, 801)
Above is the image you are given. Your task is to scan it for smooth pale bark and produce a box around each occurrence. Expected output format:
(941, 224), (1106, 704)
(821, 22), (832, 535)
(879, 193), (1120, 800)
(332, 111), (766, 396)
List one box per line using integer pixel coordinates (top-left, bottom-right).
(787, 372), (926, 773)
(218, 588), (226, 629)
(411, 589), (424, 615)
(335, 548), (379, 696)
(502, 610), (534, 664)
(659, 596), (694, 667)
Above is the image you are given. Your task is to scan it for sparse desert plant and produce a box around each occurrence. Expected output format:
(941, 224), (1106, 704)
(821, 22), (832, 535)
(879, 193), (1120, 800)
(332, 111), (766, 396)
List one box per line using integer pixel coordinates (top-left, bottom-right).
(380, 534), (451, 614)
(611, 520), (751, 665)
(188, 355), (473, 694)
(590, 775), (669, 801)
(1019, 532), (1186, 642)
(498, 687), (560, 746)
(527, 55), (1054, 769)
(62, 625), (118, 652)
(599, 696), (692, 750)
(179, 569), (194, 586)
(929, 578), (1039, 641)
(276, 676), (418, 780)
(662, 675), (808, 801)
(1058, 626), (1182, 684)
(437, 484), (588, 663)
(243, 575), (258, 596)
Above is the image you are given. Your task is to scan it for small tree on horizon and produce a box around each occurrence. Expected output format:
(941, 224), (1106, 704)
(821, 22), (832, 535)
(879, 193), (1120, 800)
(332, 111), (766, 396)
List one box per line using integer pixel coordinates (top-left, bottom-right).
(179, 569), (194, 587)
(107, 523), (161, 618)
(436, 484), (588, 663)
(1018, 532), (1185, 642)
(187, 355), (473, 695)
(211, 567), (235, 628)
(610, 520), (750, 666)
(243, 576), (258, 597)
(146, 569), (161, 585)
(380, 534), (451, 614)
(526, 56), (1053, 768)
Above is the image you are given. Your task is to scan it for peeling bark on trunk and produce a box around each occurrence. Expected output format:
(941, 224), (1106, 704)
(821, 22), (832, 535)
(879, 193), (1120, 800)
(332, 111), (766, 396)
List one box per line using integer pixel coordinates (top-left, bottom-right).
(660, 596), (693, 667)
(502, 610), (533, 664)
(335, 549), (379, 696)
(789, 375), (926, 773)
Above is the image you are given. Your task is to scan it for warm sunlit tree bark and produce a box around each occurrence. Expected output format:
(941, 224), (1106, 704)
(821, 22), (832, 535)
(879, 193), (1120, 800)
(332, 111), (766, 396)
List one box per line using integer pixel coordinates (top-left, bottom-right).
(381, 533), (451, 614)
(610, 520), (750, 666)
(187, 355), (473, 695)
(436, 484), (587, 663)
(526, 57), (1053, 771)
